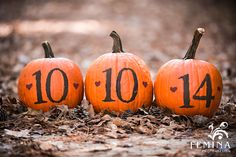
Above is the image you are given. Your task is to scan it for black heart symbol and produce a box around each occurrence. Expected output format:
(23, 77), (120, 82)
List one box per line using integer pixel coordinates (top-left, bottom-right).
(95, 81), (101, 87)
(170, 87), (177, 92)
(73, 83), (79, 89)
(26, 83), (32, 90)
(143, 81), (148, 88)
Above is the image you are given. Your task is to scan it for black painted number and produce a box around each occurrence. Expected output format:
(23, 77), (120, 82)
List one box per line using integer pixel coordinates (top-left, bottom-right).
(103, 68), (115, 102)
(179, 74), (214, 108)
(33, 68), (68, 104)
(33, 70), (47, 104)
(102, 68), (138, 103)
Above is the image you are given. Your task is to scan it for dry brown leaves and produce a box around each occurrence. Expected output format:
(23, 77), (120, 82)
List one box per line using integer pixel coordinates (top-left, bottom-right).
(1, 94), (235, 137)
(1, 95), (236, 156)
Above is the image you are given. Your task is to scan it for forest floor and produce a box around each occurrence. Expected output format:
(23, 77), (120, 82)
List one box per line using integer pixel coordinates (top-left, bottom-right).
(0, 0), (236, 156)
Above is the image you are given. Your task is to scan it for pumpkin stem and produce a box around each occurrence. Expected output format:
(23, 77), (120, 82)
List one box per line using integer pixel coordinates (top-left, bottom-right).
(42, 41), (55, 58)
(183, 28), (205, 59)
(110, 31), (124, 53)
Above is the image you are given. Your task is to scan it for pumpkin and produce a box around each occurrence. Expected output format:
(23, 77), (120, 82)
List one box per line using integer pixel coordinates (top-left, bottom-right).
(154, 28), (223, 117)
(85, 31), (153, 113)
(18, 41), (84, 111)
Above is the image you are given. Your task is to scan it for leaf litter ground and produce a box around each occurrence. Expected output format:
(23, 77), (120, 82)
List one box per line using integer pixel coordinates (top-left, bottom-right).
(0, 94), (236, 156)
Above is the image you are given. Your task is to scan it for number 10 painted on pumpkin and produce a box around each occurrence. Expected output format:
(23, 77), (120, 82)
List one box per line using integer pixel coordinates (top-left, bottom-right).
(102, 67), (138, 103)
(33, 68), (69, 104)
(18, 41), (84, 112)
(85, 31), (153, 113)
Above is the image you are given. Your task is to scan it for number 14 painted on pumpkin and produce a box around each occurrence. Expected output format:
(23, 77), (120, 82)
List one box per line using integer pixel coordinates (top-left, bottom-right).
(179, 73), (215, 108)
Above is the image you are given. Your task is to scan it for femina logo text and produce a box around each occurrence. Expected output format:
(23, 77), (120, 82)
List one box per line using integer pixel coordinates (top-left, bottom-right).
(190, 141), (231, 150)
(190, 122), (231, 151)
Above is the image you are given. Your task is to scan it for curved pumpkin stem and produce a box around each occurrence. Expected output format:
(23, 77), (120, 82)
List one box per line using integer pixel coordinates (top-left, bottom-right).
(183, 28), (205, 59)
(42, 41), (55, 58)
(110, 31), (124, 53)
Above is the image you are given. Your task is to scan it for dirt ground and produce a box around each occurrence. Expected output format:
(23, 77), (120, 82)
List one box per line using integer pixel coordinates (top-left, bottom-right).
(0, 0), (236, 156)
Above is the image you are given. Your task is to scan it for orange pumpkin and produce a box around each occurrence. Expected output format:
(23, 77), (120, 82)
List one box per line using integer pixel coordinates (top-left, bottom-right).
(85, 31), (153, 113)
(18, 41), (83, 112)
(154, 28), (223, 117)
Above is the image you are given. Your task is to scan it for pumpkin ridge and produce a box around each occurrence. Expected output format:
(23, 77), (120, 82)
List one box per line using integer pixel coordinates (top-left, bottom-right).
(168, 61), (178, 112)
(131, 55), (146, 109)
(127, 55), (139, 111)
(194, 61), (201, 115)
(95, 56), (106, 112)
(206, 63), (214, 116)
(207, 63), (219, 115)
